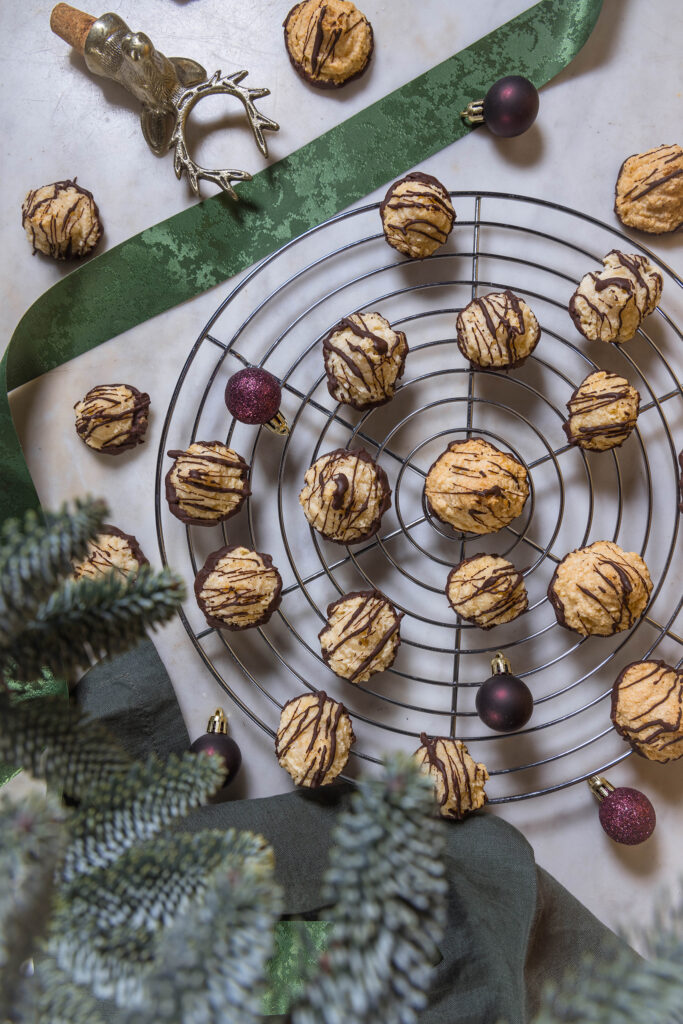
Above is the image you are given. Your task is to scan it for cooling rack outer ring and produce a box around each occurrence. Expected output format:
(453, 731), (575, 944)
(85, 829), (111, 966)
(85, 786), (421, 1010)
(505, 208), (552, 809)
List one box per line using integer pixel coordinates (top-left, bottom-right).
(155, 191), (683, 802)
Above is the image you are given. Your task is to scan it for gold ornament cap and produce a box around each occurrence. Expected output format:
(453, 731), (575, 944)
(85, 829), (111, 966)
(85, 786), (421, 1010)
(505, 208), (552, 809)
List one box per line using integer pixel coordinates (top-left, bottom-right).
(490, 651), (512, 675)
(206, 708), (229, 735)
(587, 775), (616, 803)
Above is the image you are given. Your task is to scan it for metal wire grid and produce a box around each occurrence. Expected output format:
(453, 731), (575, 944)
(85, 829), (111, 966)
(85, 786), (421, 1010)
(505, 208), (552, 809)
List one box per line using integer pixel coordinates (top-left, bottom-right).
(155, 191), (683, 802)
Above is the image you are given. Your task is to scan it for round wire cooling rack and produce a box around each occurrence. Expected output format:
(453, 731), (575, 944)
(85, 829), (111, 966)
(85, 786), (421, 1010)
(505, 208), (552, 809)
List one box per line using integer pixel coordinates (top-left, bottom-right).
(155, 191), (683, 803)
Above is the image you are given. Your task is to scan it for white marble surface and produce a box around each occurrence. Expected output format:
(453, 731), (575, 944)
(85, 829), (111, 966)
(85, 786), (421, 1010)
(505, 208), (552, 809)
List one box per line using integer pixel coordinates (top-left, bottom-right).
(2, 0), (683, 950)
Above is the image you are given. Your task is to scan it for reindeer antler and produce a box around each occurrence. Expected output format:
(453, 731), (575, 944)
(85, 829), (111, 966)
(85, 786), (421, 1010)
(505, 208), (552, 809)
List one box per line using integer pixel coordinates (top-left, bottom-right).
(171, 70), (280, 198)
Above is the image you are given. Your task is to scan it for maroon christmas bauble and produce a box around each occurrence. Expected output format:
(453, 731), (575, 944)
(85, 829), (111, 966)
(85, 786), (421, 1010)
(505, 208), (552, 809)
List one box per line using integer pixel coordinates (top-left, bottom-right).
(598, 787), (656, 845)
(190, 732), (242, 787)
(483, 76), (539, 137)
(476, 671), (533, 732)
(225, 367), (282, 425)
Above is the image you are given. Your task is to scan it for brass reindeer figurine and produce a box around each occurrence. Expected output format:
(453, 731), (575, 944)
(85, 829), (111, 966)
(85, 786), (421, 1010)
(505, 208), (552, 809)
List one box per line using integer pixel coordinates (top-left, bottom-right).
(51, 4), (279, 197)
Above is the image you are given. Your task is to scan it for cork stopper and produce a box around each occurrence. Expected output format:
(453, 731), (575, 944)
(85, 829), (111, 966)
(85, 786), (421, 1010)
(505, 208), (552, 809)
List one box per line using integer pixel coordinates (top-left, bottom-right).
(50, 3), (96, 54)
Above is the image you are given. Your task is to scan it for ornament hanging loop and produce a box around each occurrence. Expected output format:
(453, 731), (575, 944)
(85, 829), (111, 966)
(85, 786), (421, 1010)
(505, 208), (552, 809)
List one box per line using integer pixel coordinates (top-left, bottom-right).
(460, 99), (485, 126)
(587, 774), (615, 802)
(490, 651), (512, 675)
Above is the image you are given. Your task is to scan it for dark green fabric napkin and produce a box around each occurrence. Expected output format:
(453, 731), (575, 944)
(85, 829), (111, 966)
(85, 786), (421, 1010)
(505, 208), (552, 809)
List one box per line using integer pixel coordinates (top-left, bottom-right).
(76, 640), (637, 1022)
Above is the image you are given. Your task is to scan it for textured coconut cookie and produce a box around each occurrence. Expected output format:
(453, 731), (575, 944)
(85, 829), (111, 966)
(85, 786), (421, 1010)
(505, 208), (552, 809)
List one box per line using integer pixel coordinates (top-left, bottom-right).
(456, 290), (540, 369)
(323, 312), (408, 409)
(74, 384), (150, 456)
(276, 691), (355, 786)
(611, 660), (683, 763)
(165, 443), (251, 526)
(446, 554), (528, 629)
(548, 540), (652, 637)
(319, 590), (403, 684)
(380, 172), (455, 259)
(283, 0), (373, 88)
(425, 438), (529, 535)
(299, 448), (391, 544)
(568, 250), (662, 344)
(22, 179), (102, 259)
(194, 545), (282, 630)
(73, 526), (148, 581)
(615, 144), (683, 234)
(563, 371), (640, 452)
(414, 733), (488, 821)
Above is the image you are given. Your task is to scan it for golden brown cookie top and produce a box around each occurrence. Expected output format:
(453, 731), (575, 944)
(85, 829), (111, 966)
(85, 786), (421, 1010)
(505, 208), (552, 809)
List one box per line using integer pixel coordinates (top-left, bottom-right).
(568, 250), (662, 344)
(299, 448), (391, 544)
(611, 660), (683, 763)
(380, 172), (455, 259)
(276, 691), (355, 786)
(323, 312), (408, 409)
(194, 545), (282, 631)
(414, 734), (488, 820)
(615, 144), (683, 234)
(283, 0), (373, 88)
(165, 442), (250, 526)
(446, 554), (528, 629)
(22, 179), (102, 259)
(74, 384), (150, 455)
(425, 438), (529, 535)
(456, 291), (540, 369)
(563, 371), (640, 452)
(548, 540), (652, 636)
(319, 589), (403, 683)
(73, 526), (148, 580)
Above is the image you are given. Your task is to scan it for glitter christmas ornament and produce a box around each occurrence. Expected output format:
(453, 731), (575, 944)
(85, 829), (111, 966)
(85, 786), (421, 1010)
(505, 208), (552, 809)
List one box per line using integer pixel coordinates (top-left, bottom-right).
(224, 367), (289, 434)
(476, 652), (534, 732)
(588, 775), (656, 846)
(190, 708), (242, 788)
(461, 75), (539, 138)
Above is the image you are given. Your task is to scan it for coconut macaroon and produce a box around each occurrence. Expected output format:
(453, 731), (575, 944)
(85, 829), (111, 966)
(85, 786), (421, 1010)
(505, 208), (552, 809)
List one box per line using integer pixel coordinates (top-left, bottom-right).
(194, 545), (282, 631)
(446, 554), (528, 629)
(548, 540), (652, 637)
(323, 312), (408, 409)
(319, 590), (403, 684)
(414, 733), (488, 821)
(299, 447), (391, 544)
(568, 250), (663, 344)
(73, 526), (148, 581)
(456, 290), (540, 369)
(74, 384), (150, 456)
(22, 179), (102, 259)
(425, 438), (529, 535)
(380, 172), (455, 259)
(563, 371), (640, 452)
(283, 0), (373, 88)
(276, 691), (355, 787)
(611, 660), (683, 763)
(165, 442), (251, 526)
(615, 144), (683, 235)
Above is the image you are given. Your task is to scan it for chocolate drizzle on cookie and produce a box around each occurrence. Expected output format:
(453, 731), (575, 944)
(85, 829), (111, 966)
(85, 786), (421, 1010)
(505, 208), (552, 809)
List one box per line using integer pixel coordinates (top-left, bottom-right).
(611, 660), (683, 762)
(563, 371), (640, 451)
(276, 691), (354, 786)
(322, 312), (408, 409)
(194, 545), (282, 631)
(300, 447), (391, 543)
(456, 290), (540, 369)
(74, 384), (150, 455)
(165, 443), (251, 526)
(319, 589), (403, 682)
(447, 554), (528, 629)
(416, 733), (488, 820)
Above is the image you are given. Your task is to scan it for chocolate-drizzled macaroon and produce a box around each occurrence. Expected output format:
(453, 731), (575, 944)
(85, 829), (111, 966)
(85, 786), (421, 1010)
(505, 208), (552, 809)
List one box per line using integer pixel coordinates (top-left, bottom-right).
(611, 660), (683, 763)
(563, 371), (640, 452)
(194, 545), (282, 631)
(319, 589), (403, 683)
(615, 144), (683, 235)
(569, 250), (662, 344)
(276, 691), (355, 787)
(299, 447), (391, 544)
(446, 554), (528, 629)
(283, 0), (373, 89)
(414, 733), (488, 821)
(22, 179), (102, 259)
(548, 540), (652, 637)
(74, 384), (150, 455)
(380, 172), (455, 259)
(73, 525), (148, 580)
(323, 312), (408, 409)
(425, 438), (529, 535)
(456, 290), (540, 369)
(165, 442), (250, 526)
